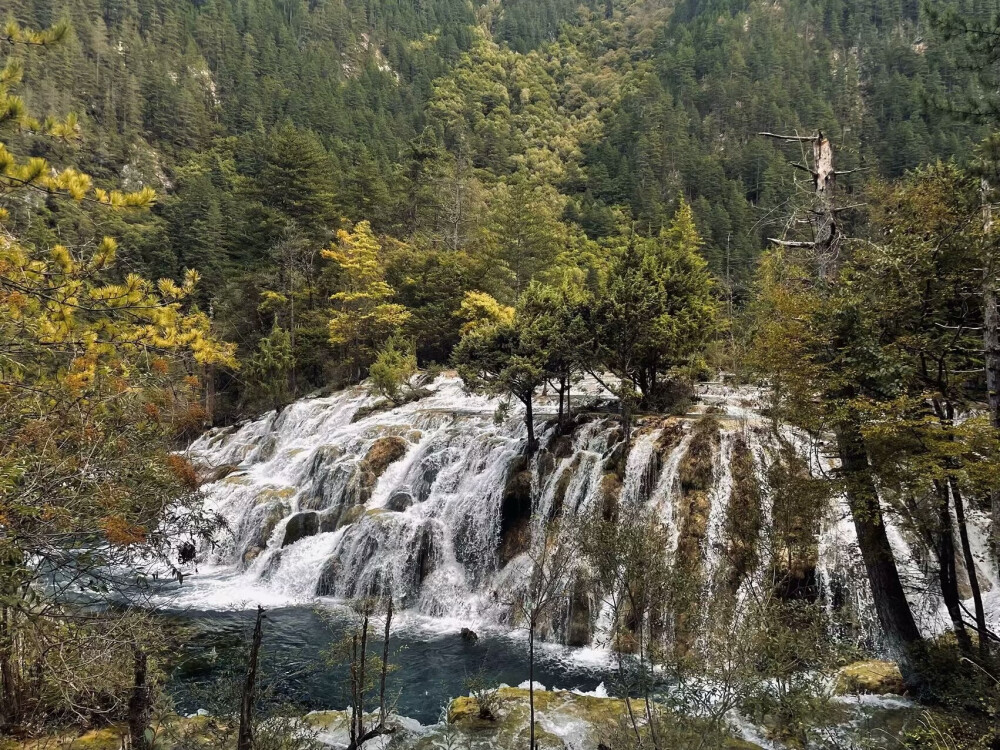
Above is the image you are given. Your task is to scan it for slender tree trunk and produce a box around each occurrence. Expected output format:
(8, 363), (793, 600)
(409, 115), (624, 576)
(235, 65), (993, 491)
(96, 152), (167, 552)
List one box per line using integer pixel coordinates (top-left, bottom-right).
(950, 476), (990, 660)
(524, 396), (536, 455)
(128, 648), (151, 750)
(357, 610), (369, 742)
(349, 633), (359, 747)
(529, 621), (536, 750)
(836, 423), (922, 679)
(0, 606), (20, 731)
(565, 378), (572, 423)
(557, 376), (565, 428)
(237, 606), (265, 750)
(379, 598), (392, 724)
(981, 179), (1000, 561)
(933, 479), (972, 653)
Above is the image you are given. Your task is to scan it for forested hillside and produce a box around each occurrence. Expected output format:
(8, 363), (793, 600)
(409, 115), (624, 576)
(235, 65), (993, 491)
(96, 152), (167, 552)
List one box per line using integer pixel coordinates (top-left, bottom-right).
(1, 0), (988, 417)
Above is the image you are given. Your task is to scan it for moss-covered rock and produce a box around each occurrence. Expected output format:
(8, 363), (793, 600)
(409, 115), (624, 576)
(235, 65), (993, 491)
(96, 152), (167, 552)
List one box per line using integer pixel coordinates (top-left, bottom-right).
(598, 472), (621, 520)
(203, 463), (239, 483)
(442, 687), (764, 750)
(3, 717), (221, 750)
(835, 660), (906, 696)
(254, 486), (296, 505)
(350, 436), (409, 503)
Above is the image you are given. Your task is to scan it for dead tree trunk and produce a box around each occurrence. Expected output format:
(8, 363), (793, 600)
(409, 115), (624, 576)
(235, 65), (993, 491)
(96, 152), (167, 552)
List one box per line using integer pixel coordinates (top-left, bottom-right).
(760, 130), (845, 280)
(237, 606), (265, 750)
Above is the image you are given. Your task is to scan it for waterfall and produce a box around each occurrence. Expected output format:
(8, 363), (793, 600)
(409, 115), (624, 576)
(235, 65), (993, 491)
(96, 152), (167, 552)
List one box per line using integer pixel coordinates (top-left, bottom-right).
(170, 375), (998, 652)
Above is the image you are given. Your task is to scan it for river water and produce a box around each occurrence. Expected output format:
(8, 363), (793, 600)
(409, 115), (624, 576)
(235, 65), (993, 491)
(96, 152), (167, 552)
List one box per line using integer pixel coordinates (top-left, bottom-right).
(166, 603), (611, 724)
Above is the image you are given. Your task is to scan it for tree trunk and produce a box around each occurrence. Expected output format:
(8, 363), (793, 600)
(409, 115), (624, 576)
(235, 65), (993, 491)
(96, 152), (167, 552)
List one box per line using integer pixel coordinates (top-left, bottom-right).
(237, 606), (265, 750)
(557, 376), (565, 428)
(836, 424), (922, 678)
(950, 476), (990, 660)
(0, 606), (20, 732)
(982, 180), (1000, 562)
(987, 275), (1000, 561)
(128, 649), (151, 750)
(933, 480), (972, 653)
(379, 598), (392, 724)
(524, 396), (536, 455)
(529, 622), (536, 750)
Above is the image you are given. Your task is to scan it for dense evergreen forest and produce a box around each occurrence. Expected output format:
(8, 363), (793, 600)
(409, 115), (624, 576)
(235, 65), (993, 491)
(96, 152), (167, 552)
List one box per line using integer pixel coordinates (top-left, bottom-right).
(6, 0), (1000, 747)
(2, 0), (989, 415)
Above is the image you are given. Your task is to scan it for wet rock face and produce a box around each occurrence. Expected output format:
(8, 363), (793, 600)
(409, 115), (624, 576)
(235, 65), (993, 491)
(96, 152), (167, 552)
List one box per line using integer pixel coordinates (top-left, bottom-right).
(566, 578), (593, 647)
(282, 511), (320, 547)
(301, 444), (347, 511)
(500, 456), (532, 539)
(385, 491), (414, 512)
(201, 463), (239, 484)
(240, 500), (289, 565)
(410, 522), (437, 586)
(351, 436), (409, 504)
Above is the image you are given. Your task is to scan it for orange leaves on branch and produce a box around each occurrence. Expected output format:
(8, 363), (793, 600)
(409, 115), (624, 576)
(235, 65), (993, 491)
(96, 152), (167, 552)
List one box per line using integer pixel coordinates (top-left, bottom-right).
(165, 454), (200, 490)
(99, 516), (147, 547)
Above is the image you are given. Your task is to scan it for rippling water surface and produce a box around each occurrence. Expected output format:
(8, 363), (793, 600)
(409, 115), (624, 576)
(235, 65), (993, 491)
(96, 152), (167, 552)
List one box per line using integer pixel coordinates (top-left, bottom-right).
(167, 605), (612, 724)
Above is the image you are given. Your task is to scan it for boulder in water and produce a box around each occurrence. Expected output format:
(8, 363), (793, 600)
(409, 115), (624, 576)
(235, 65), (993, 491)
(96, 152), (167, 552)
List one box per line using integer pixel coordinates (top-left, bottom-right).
(834, 660), (905, 696)
(177, 540), (197, 564)
(281, 511), (319, 547)
(460, 627), (478, 643)
(385, 491), (414, 512)
(316, 556), (340, 596)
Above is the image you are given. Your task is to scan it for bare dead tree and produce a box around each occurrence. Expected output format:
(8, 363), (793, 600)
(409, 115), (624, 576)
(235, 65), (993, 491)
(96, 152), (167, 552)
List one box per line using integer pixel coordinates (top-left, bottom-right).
(345, 597), (396, 750)
(759, 131), (856, 281)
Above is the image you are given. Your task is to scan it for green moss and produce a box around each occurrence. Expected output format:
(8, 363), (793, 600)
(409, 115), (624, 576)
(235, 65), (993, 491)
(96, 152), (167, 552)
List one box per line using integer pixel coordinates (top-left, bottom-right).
(835, 660), (905, 696)
(255, 486), (296, 504)
(339, 505), (365, 526)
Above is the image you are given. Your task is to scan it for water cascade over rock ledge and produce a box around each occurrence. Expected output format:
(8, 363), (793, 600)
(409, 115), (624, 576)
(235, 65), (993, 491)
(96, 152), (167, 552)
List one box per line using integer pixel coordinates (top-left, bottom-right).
(170, 375), (998, 652)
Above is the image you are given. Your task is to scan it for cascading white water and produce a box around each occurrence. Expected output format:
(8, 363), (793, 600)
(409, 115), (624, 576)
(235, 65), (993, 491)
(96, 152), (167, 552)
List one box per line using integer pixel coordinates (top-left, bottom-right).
(170, 375), (997, 652)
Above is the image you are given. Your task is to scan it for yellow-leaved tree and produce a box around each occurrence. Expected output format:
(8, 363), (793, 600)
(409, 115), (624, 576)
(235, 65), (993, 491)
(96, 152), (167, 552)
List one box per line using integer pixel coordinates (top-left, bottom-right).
(0, 22), (236, 734)
(323, 220), (410, 380)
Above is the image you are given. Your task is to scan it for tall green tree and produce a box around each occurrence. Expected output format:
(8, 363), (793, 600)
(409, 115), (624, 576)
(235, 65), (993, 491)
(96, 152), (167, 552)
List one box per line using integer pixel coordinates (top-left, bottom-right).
(590, 201), (720, 415)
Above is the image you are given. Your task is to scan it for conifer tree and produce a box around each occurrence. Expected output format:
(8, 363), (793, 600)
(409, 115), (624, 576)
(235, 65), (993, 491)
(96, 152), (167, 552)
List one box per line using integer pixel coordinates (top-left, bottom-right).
(324, 221), (410, 381)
